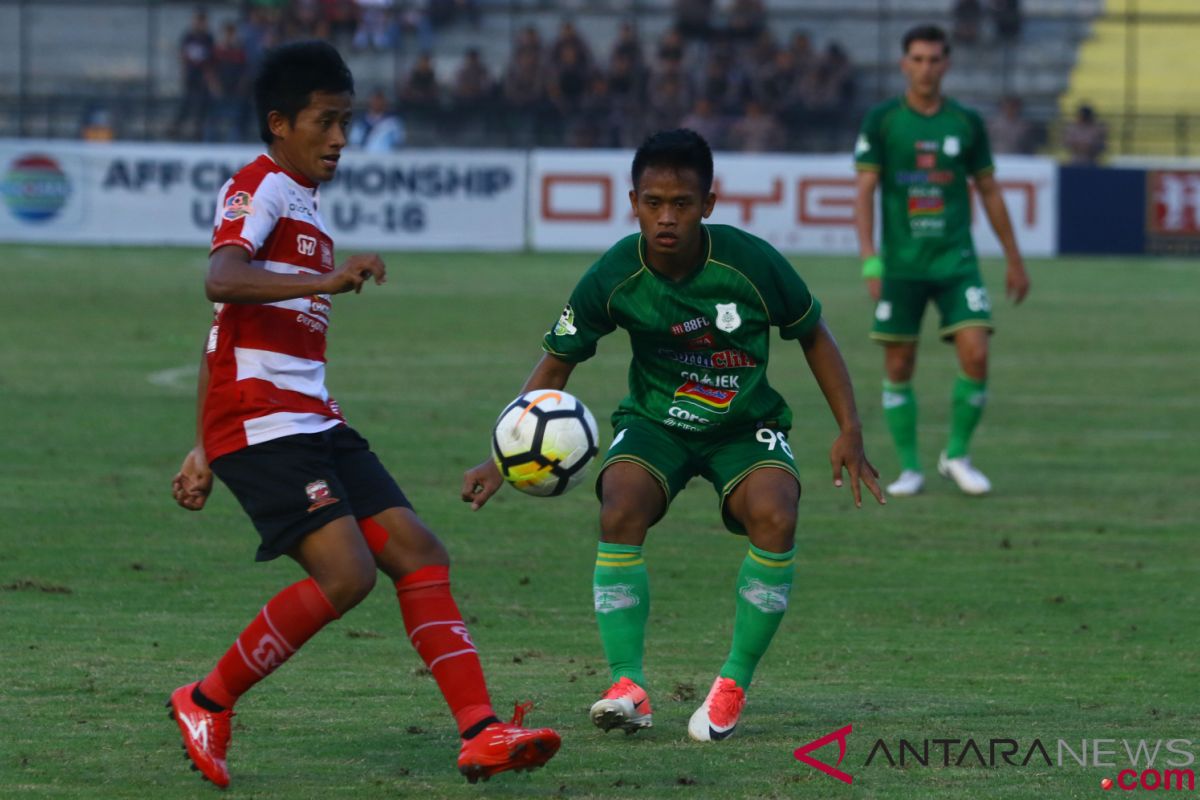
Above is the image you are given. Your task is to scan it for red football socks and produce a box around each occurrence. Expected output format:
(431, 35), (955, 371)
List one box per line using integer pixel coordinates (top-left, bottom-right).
(396, 565), (496, 735)
(198, 577), (339, 709)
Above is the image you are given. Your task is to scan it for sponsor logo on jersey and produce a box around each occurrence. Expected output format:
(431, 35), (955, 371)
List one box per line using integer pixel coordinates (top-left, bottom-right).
(320, 241), (333, 268)
(656, 347), (756, 369)
(943, 135), (961, 156)
(305, 479), (339, 512)
(222, 190), (253, 221)
(296, 234), (317, 256)
(915, 140), (939, 152)
(670, 315), (711, 336)
(594, 583), (640, 613)
(674, 379), (737, 413)
(739, 578), (791, 613)
(715, 302), (742, 332)
(553, 304), (577, 336)
(917, 153), (936, 169)
(686, 332), (716, 350)
(896, 170), (954, 186)
(907, 195), (945, 216)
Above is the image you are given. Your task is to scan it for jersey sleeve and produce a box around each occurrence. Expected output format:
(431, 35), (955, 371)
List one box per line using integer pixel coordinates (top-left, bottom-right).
(966, 109), (995, 177)
(211, 173), (284, 255)
(541, 264), (616, 363)
(854, 106), (884, 172)
(755, 239), (822, 341)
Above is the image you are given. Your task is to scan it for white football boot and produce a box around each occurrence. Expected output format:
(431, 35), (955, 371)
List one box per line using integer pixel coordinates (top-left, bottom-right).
(885, 470), (925, 497)
(687, 677), (745, 742)
(937, 451), (992, 495)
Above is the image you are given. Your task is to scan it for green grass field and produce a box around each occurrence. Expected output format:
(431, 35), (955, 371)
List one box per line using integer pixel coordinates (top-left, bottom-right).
(1, 245), (1197, 799)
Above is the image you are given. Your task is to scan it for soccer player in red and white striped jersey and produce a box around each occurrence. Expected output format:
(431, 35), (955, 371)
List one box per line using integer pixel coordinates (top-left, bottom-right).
(167, 41), (559, 789)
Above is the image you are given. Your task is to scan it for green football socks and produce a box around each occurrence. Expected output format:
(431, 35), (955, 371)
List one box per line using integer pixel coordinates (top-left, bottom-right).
(593, 542), (650, 687)
(719, 544), (796, 688)
(883, 380), (921, 472)
(947, 373), (988, 459)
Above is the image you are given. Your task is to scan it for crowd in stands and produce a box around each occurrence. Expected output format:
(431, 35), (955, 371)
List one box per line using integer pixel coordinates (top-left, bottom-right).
(160, 0), (1063, 157)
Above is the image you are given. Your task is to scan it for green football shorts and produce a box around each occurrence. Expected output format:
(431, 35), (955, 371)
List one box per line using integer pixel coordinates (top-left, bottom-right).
(595, 415), (800, 534)
(870, 270), (994, 343)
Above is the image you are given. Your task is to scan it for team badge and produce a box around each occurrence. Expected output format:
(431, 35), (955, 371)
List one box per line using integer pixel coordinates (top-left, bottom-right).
(553, 304), (577, 336)
(875, 301), (892, 321)
(854, 134), (870, 155)
(715, 302), (741, 332)
(594, 583), (640, 613)
(296, 234), (316, 256)
(943, 136), (961, 157)
(305, 479), (339, 512)
(739, 579), (791, 613)
(222, 190), (253, 221)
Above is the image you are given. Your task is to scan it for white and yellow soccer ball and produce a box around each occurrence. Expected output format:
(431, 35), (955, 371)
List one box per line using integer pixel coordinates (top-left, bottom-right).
(491, 389), (599, 496)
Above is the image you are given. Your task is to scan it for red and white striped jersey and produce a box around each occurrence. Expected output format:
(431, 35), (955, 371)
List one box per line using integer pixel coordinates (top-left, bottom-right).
(202, 154), (344, 461)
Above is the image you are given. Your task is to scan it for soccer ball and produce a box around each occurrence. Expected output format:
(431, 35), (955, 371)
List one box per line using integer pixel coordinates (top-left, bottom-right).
(491, 389), (599, 496)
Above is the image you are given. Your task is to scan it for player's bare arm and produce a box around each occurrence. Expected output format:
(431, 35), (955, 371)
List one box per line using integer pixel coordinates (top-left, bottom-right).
(460, 353), (576, 510)
(205, 246), (386, 304)
(172, 351), (213, 511)
(974, 172), (1031, 304)
(799, 320), (885, 507)
(854, 170), (882, 301)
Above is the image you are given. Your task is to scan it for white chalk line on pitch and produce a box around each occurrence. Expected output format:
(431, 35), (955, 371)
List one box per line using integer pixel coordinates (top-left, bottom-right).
(147, 364), (197, 392)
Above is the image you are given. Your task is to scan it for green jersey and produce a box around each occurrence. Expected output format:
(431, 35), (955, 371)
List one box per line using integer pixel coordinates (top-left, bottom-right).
(542, 224), (822, 437)
(854, 96), (994, 279)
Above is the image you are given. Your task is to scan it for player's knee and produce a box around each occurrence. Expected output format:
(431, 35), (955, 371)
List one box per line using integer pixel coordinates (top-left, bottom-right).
(743, 505), (797, 547)
(321, 563), (378, 613)
(600, 502), (652, 544)
(960, 347), (988, 379)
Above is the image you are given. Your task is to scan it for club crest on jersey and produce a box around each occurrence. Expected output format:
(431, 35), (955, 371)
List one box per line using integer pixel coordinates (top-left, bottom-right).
(943, 136), (961, 156)
(222, 190), (253, 221)
(296, 234), (317, 256)
(594, 583), (640, 613)
(739, 579), (791, 613)
(305, 479), (339, 512)
(554, 304), (577, 336)
(715, 302), (741, 332)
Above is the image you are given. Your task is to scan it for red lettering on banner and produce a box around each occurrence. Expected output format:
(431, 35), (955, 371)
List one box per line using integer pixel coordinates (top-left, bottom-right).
(542, 174), (613, 222)
(713, 177), (783, 224)
(797, 178), (856, 225)
(1148, 170), (1200, 235)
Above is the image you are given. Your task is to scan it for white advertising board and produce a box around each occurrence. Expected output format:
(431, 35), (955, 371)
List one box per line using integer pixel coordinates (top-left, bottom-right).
(530, 151), (1057, 257)
(0, 141), (527, 250)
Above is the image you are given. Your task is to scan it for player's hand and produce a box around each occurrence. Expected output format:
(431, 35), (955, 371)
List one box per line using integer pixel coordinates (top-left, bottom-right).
(172, 446), (213, 511)
(865, 277), (882, 302)
(1006, 259), (1030, 304)
(461, 459), (503, 511)
(829, 427), (885, 508)
(325, 253), (387, 295)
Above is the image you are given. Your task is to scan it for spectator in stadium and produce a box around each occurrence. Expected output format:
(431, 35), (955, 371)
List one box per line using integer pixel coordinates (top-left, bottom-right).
(550, 19), (593, 73)
(674, 0), (714, 45)
(450, 47), (495, 145)
(399, 51), (441, 143)
(571, 74), (620, 148)
(655, 28), (687, 78)
(727, 0), (768, 46)
(991, 0), (1022, 43)
(353, 0), (398, 51)
(952, 0), (983, 46)
(1063, 103), (1106, 165)
(698, 44), (750, 116)
(501, 42), (547, 146)
(462, 128), (882, 745)
(788, 30), (817, 79)
(212, 21), (251, 142)
(611, 20), (644, 68)
(729, 97), (786, 152)
(645, 71), (691, 135)
(512, 23), (542, 62)
(546, 40), (592, 137)
(80, 105), (116, 142)
(607, 49), (648, 147)
(800, 42), (855, 150)
(987, 94), (1038, 154)
(172, 9), (216, 141)
(167, 40), (560, 790)
(853, 24), (1030, 499)
(321, 0), (360, 43)
(349, 87), (406, 151)
(680, 96), (727, 151)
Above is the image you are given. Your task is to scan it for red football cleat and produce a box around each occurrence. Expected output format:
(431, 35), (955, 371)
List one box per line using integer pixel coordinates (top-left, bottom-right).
(167, 682), (233, 789)
(457, 702), (561, 784)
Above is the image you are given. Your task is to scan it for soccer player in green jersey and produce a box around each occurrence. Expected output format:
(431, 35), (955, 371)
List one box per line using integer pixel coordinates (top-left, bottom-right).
(462, 129), (884, 743)
(854, 24), (1031, 497)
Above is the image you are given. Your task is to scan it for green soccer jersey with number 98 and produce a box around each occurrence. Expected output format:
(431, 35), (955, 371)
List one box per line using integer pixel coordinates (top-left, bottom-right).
(854, 96), (995, 280)
(542, 224), (822, 437)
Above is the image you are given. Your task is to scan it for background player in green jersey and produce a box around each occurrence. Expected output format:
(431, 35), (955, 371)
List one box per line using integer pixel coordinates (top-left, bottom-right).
(463, 129), (884, 743)
(854, 24), (1031, 498)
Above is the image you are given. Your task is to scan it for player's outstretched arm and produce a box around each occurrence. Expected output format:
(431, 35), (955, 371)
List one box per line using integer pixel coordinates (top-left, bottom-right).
(460, 354), (576, 511)
(854, 170), (883, 302)
(799, 321), (885, 507)
(974, 172), (1031, 304)
(172, 350), (213, 511)
(206, 246), (387, 304)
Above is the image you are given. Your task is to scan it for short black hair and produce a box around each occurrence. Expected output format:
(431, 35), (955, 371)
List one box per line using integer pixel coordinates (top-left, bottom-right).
(631, 129), (714, 196)
(254, 40), (354, 145)
(902, 24), (950, 56)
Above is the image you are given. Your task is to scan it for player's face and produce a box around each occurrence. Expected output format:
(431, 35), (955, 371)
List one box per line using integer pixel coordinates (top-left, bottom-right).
(268, 90), (353, 184)
(629, 166), (716, 269)
(901, 40), (949, 99)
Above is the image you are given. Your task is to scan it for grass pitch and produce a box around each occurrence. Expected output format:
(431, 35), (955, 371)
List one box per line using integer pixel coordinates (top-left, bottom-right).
(1, 245), (1197, 799)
